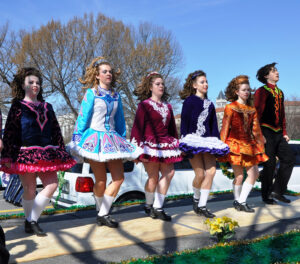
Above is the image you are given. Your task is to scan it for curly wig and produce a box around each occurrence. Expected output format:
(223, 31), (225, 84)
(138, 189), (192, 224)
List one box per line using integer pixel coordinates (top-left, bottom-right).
(256, 62), (277, 84)
(225, 75), (253, 106)
(11, 67), (44, 102)
(79, 56), (120, 93)
(179, 70), (207, 100)
(134, 72), (170, 102)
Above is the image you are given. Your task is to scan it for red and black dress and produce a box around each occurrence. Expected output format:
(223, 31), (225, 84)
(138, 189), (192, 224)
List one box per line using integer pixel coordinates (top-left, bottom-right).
(0, 100), (76, 174)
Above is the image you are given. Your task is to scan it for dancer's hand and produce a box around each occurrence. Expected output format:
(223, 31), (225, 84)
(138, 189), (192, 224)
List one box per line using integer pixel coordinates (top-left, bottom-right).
(0, 139), (3, 152)
(283, 135), (290, 142)
(140, 158), (149, 163)
(263, 136), (266, 144)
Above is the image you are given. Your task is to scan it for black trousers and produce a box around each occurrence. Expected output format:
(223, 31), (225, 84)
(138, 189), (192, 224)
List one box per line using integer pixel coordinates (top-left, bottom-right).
(260, 127), (295, 199)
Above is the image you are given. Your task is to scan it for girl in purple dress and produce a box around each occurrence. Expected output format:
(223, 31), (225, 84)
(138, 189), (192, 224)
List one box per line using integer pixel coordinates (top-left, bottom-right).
(131, 72), (182, 221)
(179, 70), (229, 218)
(0, 67), (76, 236)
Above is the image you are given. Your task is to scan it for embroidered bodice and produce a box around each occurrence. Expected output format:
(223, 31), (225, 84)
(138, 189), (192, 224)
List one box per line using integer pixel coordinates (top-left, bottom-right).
(74, 87), (126, 139)
(1, 99), (66, 162)
(220, 101), (264, 146)
(130, 98), (178, 146)
(180, 95), (219, 138)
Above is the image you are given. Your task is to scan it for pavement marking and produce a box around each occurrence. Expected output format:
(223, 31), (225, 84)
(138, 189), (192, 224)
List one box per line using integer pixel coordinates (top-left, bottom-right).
(0, 205), (53, 214)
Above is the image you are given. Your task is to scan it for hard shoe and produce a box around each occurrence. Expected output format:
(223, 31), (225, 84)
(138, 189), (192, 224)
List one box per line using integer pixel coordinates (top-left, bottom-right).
(144, 204), (152, 215)
(235, 202), (255, 213)
(193, 198), (199, 214)
(270, 192), (291, 203)
(233, 200), (239, 209)
(30, 221), (47, 237)
(150, 207), (172, 221)
(197, 207), (215, 218)
(262, 198), (277, 205)
(97, 215), (119, 228)
(24, 219), (34, 234)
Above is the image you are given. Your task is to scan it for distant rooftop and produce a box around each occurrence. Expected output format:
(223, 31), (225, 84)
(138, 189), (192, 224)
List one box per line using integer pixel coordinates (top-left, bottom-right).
(217, 91), (226, 100)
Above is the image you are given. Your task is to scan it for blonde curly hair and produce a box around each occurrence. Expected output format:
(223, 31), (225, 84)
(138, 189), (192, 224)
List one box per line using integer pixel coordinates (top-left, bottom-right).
(179, 70), (207, 100)
(225, 75), (253, 106)
(79, 56), (120, 93)
(134, 72), (170, 102)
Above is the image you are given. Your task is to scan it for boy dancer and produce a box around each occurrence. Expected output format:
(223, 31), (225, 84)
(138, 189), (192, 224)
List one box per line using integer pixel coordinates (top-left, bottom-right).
(255, 63), (295, 204)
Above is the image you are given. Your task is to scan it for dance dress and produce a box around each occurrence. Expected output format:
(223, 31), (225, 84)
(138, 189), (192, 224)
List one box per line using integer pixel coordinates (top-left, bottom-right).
(0, 100), (76, 174)
(179, 95), (229, 157)
(68, 87), (142, 162)
(218, 101), (268, 167)
(130, 98), (182, 163)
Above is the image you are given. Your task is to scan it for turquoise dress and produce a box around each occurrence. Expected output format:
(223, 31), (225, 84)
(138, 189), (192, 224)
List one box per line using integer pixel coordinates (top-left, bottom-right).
(68, 87), (142, 162)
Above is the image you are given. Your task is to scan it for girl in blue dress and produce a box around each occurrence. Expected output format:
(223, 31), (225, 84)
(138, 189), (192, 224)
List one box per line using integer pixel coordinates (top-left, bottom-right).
(69, 57), (142, 228)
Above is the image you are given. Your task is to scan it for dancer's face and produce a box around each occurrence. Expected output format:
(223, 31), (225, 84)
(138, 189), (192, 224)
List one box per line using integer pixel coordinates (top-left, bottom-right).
(150, 78), (164, 99)
(193, 76), (208, 98)
(23, 75), (40, 100)
(236, 84), (250, 102)
(265, 67), (279, 84)
(96, 64), (112, 89)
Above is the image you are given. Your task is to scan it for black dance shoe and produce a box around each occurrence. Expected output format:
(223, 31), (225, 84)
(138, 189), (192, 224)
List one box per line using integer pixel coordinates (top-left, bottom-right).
(233, 200), (239, 209)
(193, 198), (199, 214)
(30, 221), (47, 237)
(235, 202), (255, 213)
(150, 208), (172, 221)
(270, 192), (291, 203)
(144, 204), (152, 215)
(24, 219), (34, 234)
(197, 206), (215, 218)
(97, 215), (119, 228)
(262, 198), (277, 205)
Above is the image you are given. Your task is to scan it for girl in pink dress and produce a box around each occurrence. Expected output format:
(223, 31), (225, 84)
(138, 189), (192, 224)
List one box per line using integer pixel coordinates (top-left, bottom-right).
(131, 72), (182, 221)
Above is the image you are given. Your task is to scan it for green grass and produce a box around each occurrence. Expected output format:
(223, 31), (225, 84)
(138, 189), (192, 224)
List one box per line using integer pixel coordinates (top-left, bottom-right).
(119, 230), (300, 264)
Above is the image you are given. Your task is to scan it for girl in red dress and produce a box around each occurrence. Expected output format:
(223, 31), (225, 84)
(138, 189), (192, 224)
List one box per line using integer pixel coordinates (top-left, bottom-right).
(131, 72), (182, 221)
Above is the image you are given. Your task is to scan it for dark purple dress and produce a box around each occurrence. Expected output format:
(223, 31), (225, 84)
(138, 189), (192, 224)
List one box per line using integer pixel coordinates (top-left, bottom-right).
(179, 95), (229, 157)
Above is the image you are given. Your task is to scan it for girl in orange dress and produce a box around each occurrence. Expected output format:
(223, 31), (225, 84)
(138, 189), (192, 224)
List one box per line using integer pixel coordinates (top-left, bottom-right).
(219, 75), (268, 212)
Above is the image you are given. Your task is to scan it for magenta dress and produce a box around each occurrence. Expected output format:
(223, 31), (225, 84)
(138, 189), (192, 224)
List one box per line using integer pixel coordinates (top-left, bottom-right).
(130, 98), (182, 163)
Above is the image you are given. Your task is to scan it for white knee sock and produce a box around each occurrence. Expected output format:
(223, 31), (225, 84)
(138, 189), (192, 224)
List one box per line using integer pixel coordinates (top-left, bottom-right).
(153, 192), (165, 209)
(98, 194), (115, 216)
(22, 198), (34, 221)
(30, 193), (50, 222)
(233, 183), (242, 201)
(193, 187), (201, 200)
(145, 191), (154, 206)
(198, 189), (210, 207)
(94, 195), (103, 211)
(238, 182), (253, 204)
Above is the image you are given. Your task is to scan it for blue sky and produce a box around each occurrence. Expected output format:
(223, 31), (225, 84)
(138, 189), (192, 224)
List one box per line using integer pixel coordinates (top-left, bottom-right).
(1, 0), (300, 103)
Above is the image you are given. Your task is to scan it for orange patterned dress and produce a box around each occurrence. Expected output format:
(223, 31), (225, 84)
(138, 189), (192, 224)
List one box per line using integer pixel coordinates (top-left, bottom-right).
(218, 101), (268, 167)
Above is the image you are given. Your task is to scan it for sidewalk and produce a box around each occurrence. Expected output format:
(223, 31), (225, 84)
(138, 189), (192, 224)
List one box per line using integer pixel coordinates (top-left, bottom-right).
(3, 193), (300, 263)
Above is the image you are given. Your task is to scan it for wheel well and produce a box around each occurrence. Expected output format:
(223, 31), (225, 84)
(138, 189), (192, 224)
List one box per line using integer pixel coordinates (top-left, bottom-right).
(115, 191), (145, 203)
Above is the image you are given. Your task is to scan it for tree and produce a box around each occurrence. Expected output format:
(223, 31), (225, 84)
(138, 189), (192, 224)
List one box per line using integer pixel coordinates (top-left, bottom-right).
(0, 23), (16, 112)
(285, 97), (300, 140)
(13, 13), (183, 127)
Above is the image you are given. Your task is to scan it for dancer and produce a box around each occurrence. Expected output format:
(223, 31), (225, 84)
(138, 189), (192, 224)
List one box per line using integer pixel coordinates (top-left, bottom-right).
(255, 63), (295, 204)
(0, 67), (76, 236)
(219, 75), (268, 212)
(131, 72), (182, 221)
(179, 70), (229, 218)
(69, 57), (142, 228)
